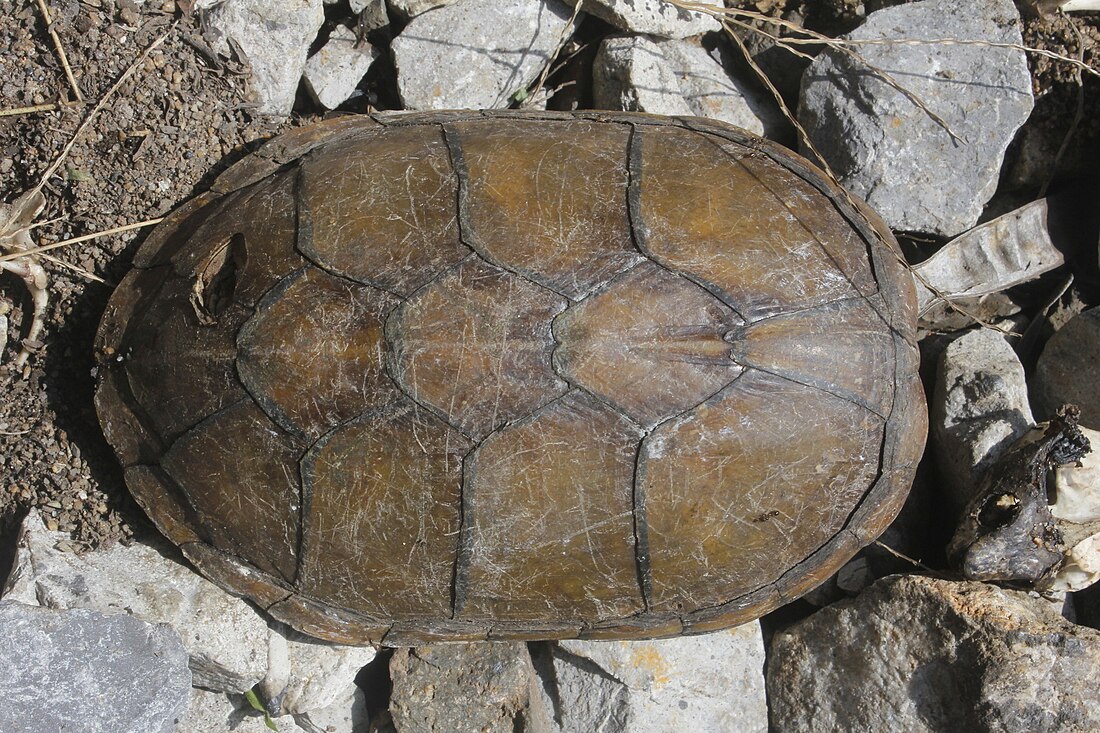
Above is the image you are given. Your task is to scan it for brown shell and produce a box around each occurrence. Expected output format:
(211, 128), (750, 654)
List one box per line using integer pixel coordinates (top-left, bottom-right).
(95, 111), (927, 645)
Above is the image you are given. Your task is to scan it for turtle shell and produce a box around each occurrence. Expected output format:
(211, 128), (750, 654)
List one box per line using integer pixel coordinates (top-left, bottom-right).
(95, 111), (926, 645)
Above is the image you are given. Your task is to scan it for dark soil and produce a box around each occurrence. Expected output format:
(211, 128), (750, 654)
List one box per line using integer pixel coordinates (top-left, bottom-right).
(0, 0), (1097, 571)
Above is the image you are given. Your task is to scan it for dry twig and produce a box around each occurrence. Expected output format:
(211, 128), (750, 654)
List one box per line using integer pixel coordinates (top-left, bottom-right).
(35, 0), (84, 103)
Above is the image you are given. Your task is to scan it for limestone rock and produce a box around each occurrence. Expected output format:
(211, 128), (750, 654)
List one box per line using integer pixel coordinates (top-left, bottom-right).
(798, 0), (1033, 236)
(768, 575), (1100, 732)
(559, 0), (720, 39)
(932, 327), (1034, 512)
(303, 24), (378, 110)
(204, 0), (325, 117)
(532, 625), (767, 732)
(392, 0), (575, 110)
(2, 510), (268, 693)
(0, 600), (191, 733)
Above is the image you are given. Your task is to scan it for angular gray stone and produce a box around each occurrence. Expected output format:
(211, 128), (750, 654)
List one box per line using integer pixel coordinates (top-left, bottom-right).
(532, 625), (767, 733)
(204, 0), (325, 117)
(593, 36), (774, 136)
(2, 510), (269, 693)
(932, 327), (1034, 512)
(392, 0), (575, 110)
(798, 0), (1033, 236)
(560, 0), (720, 38)
(594, 36), (693, 116)
(0, 600), (191, 733)
(768, 575), (1100, 732)
(1034, 308), (1100, 430)
(389, 642), (533, 732)
(303, 24), (379, 110)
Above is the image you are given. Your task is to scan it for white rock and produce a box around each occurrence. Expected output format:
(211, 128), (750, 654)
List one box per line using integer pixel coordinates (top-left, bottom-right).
(205, 0), (325, 117)
(798, 0), (1034, 236)
(294, 683), (370, 733)
(2, 510), (269, 693)
(392, 0), (575, 110)
(303, 24), (378, 110)
(913, 198), (1065, 322)
(533, 624), (767, 732)
(593, 36), (773, 136)
(1051, 425), (1100, 592)
(261, 625), (376, 714)
(560, 0), (721, 38)
(932, 328), (1034, 511)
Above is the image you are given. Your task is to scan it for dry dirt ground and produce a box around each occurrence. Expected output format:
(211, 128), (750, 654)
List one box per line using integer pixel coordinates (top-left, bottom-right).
(0, 0), (1097, 586)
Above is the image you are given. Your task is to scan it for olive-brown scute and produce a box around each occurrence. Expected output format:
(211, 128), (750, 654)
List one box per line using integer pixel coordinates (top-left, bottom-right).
(95, 111), (927, 645)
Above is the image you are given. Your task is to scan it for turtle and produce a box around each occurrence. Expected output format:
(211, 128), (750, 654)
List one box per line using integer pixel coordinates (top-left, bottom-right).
(94, 110), (927, 645)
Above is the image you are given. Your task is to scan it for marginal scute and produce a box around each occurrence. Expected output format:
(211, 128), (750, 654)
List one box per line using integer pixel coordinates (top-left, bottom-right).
(299, 400), (469, 619)
(298, 124), (468, 296)
(639, 369), (885, 613)
(448, 118), (642, 298)
(633, 124), (865, 321)
(170, 169), (305, 307)
(123, 274), (250, 443)
(388, 258), (569, 439)
(458, 391), (645, 622)
(161, 399), (304, 584)
(237, 266), (402, 438)
(553, 260), (743, 428)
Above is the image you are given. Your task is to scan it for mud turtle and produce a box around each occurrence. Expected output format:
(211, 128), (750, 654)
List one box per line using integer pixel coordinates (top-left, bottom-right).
(95, 111), (926, 645)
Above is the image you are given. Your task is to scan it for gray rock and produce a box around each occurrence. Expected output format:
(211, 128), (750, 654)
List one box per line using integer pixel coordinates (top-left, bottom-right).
(532, 625), (767, 733)
(389, 642), (533, 732)
(594, 36), (693, 116)
(768, 575), (1100, 732)
(913, 198), (1065, 326)
(1034, 308), (1100, 430)
(261, 625), (376, 715)
(932, 327), (1034, 512)
(560, 0), (720, 38)
(391, 0), (575, 110)
(2, 510), (269, 693)
(204, 0), (325, 117)
(0, 600), (191, 733)
(798, 0), (1033, 236)
(303, 24), (379, 110)
(387, 0), (457, 20)
(593, 36), (773, 136)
